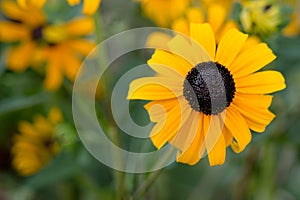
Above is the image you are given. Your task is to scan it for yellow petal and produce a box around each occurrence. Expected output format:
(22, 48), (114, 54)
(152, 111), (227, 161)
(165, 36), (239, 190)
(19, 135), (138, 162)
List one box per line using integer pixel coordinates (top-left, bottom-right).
(187, 7), (204, 23)
(146, 32), (172, 49)
(17, 0), (46, 8)
(172, 18), (190, 36)
(82, 0), (101, 15)
(127, 77), (183, 100)
(215, 29), (248, 66)
(168, 35), (211, 66)
(233, 93), (273, 109)
(67, 0), (80, 6)
(48, 107), (63, 124)
(0, 22), (30, 41)
(230, 43), (276, 78)
(66, 39), (96, 56)
(222, 127), (233, 147)
(44, 59), (63, 90)
(148, 49), (192, 77)
(65, 17), (94, 36)
(215, 20), (238, 44)
(145, 98), (179, 122)
(150, 99), (191, 149)
(203, 115), (226, 166)
(61, 51), (82, 81)
(232, 103), (275, 133)
(7, 41), (35, 71)
(1, 0), (45, 26)
(240, 36), (260, 53)
(235, 71), (286, 94)
(190, 23), (216, 59)
(176, 111), (205, 165)
(208, 4), (226, 35)
(169, 109), (197, 150)
(224, 107), (252, 153)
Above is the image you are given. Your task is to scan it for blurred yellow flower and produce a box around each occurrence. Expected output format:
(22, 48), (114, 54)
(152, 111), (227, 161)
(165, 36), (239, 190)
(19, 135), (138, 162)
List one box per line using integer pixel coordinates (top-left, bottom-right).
(240, 0), (281, 38)
(147, 3), (258, 50)
(67, 0), (102, 15)
(40, 17), (96, 90)
(0, 0), (46, 71)
(0, 1), (96, 90)
(139, 0), (190, 27)
(11, 108), (63, 176)
(172, 4), (238, 43)
(128, 23), (285, 166)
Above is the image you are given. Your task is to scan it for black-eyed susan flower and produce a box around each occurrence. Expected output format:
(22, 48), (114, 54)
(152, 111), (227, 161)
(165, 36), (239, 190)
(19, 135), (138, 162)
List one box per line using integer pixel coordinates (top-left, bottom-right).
(67, 0), (102, 15)
(240, 0), (281, 38)
(11, 108), (62, 176)
(138, 0), (190, 27)
(128, 23), (286, 166)
(0, 1), (95, 90)
(0, 0), (46, 71)
(39, 17), (95, 90)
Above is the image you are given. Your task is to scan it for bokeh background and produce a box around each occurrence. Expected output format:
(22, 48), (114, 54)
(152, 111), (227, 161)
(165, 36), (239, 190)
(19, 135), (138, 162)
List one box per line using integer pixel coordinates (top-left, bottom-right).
(0, 0), (300, 199)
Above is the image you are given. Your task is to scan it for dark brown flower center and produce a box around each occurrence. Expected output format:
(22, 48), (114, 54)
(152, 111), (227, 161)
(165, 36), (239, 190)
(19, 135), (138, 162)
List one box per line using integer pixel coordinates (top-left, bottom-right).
(31, 25), (44, 41)
(183, 61), (236, 115)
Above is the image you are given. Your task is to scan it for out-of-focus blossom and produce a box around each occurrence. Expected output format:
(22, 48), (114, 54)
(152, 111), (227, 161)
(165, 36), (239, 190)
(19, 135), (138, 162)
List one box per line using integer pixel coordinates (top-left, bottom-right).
(138, 0), (191, 27)
(147, 3), (260, 50)
(240, 0), (281, 38)
(11, 108), (63, 176)
(0, 1), (95, 90)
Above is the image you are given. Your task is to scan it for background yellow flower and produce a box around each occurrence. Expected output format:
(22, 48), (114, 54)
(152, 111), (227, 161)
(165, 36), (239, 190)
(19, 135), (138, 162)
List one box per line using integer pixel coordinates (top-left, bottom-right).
(11, 108), (62, 176)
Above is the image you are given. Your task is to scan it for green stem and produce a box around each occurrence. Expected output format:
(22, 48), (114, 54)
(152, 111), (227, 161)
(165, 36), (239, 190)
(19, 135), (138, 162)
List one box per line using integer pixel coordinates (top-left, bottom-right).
(93, 12), (125, 200)
(131, 169), (164, 200)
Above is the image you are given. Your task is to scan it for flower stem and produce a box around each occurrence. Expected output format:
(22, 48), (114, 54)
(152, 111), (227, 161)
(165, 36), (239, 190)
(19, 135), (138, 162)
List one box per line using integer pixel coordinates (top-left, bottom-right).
(93, 12), (125, 200)
(131, 168), (164, 200)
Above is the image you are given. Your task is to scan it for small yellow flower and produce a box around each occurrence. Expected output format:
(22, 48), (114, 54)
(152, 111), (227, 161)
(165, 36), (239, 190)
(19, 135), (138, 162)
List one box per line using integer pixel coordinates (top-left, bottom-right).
(240, 0), (281, 38)
(128, 23), (285, 166)
(0, 1), (95, 90)
(11, 108), (63, 176)
(139, 0), (191, 27)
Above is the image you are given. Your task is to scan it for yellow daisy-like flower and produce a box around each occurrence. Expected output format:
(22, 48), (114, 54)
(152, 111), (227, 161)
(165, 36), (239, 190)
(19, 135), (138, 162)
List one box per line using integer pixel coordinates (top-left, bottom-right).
(11, 108), (62, 176)
(0, 0), (45, 71)
(0, 1), (95, 90)
(67, 0), (102, 15)
(139, 0), (191, 27)
(40, 17), (95, 90)
(240, 0), (281, 38)
(128, 23), (286, 166)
